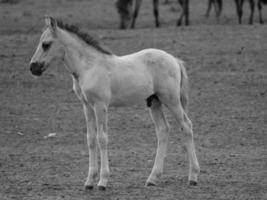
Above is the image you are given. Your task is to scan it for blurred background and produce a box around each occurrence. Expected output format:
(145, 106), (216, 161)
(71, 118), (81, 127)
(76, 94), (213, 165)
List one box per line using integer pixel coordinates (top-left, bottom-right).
(0, 0), (266, 34)
(0, 1), (266, 200)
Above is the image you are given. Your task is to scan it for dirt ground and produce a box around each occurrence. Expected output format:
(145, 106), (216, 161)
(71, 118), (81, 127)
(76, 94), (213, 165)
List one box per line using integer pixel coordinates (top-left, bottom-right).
(0, 0), (266, 199)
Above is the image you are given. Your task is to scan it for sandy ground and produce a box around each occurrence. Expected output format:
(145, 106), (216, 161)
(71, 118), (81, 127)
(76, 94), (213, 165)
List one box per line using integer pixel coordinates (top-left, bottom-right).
(0, 0), (266, 199)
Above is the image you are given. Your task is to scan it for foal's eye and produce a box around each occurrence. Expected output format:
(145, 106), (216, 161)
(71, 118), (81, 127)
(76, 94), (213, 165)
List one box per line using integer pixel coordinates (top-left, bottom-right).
(42, 42), (52, 51)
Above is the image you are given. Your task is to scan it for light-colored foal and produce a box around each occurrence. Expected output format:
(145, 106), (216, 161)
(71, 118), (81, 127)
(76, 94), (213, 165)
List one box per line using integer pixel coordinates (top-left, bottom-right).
(29, 16), (200, 190)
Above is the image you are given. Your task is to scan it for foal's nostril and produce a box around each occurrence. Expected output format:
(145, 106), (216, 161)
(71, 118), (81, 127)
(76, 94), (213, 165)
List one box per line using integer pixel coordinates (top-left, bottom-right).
(30, 62), (36, 71)
(30, 62), (44, 76)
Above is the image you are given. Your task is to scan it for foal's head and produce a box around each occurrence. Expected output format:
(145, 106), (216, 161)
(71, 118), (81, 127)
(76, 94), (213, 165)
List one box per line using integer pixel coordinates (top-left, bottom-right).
(116, 0), (133, 29)
(30, 16), (64, 76)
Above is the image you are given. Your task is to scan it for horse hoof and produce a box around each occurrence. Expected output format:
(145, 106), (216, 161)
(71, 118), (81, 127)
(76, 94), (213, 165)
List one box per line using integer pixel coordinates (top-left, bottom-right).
(84, 185), (94, 190)
(98, 185), (106, 191)
(189, 180), (197, 186)
(146, 182), (156, 186)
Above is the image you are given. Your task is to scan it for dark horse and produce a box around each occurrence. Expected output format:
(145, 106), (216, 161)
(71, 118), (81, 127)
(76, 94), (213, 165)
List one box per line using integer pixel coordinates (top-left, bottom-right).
(206, 0), (266, 24)
(205, 0), (223, 20)
(115, 0), (190, 29)
(235, 0), (266, 24)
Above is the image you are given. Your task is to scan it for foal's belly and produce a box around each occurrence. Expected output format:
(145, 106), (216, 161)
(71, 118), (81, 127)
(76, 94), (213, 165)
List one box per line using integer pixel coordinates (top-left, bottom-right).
(109, 74), (154, 107)
(110, 88), (153, 107)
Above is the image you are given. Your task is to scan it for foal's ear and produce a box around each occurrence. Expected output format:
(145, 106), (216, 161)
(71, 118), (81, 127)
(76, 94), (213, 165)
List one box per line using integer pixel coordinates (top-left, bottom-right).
(45, 15), (57, 31)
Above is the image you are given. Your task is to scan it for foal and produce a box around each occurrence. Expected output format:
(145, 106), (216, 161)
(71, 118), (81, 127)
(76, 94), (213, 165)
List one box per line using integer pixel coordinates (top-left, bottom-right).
(115, 0), (190, 29)
(29, 16), (200, 190)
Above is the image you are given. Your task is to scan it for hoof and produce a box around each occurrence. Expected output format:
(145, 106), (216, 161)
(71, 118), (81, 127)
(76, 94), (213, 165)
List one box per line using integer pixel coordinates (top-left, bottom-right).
(84, 185), (94, 190)
(98, 185), (106, 191)
(146, 182), (156, 187)
(189, 180), (198, 186)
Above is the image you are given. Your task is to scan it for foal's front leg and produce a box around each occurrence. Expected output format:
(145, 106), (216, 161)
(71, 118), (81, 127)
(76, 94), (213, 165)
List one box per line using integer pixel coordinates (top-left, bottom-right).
(83, 104), (98, 190)
(72, 77), (98, 189)
(94, 103), (110, 190)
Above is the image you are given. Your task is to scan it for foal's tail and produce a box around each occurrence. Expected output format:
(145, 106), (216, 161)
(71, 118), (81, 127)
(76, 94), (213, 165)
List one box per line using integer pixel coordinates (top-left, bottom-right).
(176, 58), (189, 112)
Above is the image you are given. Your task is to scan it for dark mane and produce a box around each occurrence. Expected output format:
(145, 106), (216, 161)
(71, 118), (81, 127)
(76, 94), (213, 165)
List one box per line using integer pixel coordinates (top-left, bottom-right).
(56, 19), (112, 55)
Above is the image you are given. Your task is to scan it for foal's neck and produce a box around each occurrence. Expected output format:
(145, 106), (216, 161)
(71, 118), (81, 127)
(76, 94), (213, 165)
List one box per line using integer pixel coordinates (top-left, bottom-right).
(58, 29), (106, 79)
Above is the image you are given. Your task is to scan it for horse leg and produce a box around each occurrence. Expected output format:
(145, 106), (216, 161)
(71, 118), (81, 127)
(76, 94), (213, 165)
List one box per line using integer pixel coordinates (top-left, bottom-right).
(83, 104), (98, 190)
(167, 104), (200, 185)
(185, 0), (189, 25)
(239, 0), (244, 24)
(94, 103), (109, 190)
(177, 0), (185, 26)
(258, 0), (264, 24)
(120, 18), (126, 30)
(205, 0), (213, 18)
(248, 0), (255, 24)
(131, 0), (142, 29)
(235, 0), (242, 24)
(153, 0), (160, 27)
(218, 0), (223, 17)
(146, 98), (169, 186)
(214, 0), (222, 20)
(72, 77), (98, 190)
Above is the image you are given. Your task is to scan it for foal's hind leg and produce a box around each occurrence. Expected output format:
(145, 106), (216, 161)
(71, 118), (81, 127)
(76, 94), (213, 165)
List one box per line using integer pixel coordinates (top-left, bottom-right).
(167, 103), (200, 185)
(146, 98), (169, 186)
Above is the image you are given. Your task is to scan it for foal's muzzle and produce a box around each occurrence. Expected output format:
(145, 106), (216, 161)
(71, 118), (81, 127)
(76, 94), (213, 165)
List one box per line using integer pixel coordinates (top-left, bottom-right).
(30, 62), (45, 76)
